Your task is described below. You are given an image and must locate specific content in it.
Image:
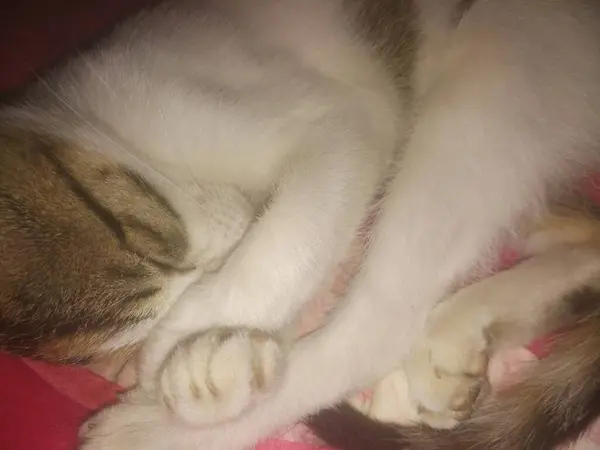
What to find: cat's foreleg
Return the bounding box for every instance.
[394,215,600,428]
[139,132,388,425]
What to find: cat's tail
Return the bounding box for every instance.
[307,306,600,450]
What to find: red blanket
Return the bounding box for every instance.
[0,354,120,450]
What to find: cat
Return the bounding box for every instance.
[1,0,402,364]
[1,0,401,426]
[309,212,600,449]
[1,0,599,449]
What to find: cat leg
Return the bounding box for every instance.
[403,216,600,428]
[137,138,387,425]
[79,276,421,450]
[81,5,600,447]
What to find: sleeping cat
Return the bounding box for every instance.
[309,212,600,449]
[1,0,600,449]
[2,0,400,430]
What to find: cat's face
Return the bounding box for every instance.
[0,125,191,363]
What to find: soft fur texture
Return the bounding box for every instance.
[309,213,600,449]
[1,0,600,449]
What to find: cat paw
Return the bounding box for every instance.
[79,391,170,450]
[403,305,489,429]
[158,328,284,426]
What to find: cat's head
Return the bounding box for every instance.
[0,124,191,363]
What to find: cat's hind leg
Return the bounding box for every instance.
[403,214,600,428]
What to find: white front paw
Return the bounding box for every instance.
[403,305,488,429]
[158,327,284,426]
[79,391,170,450]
